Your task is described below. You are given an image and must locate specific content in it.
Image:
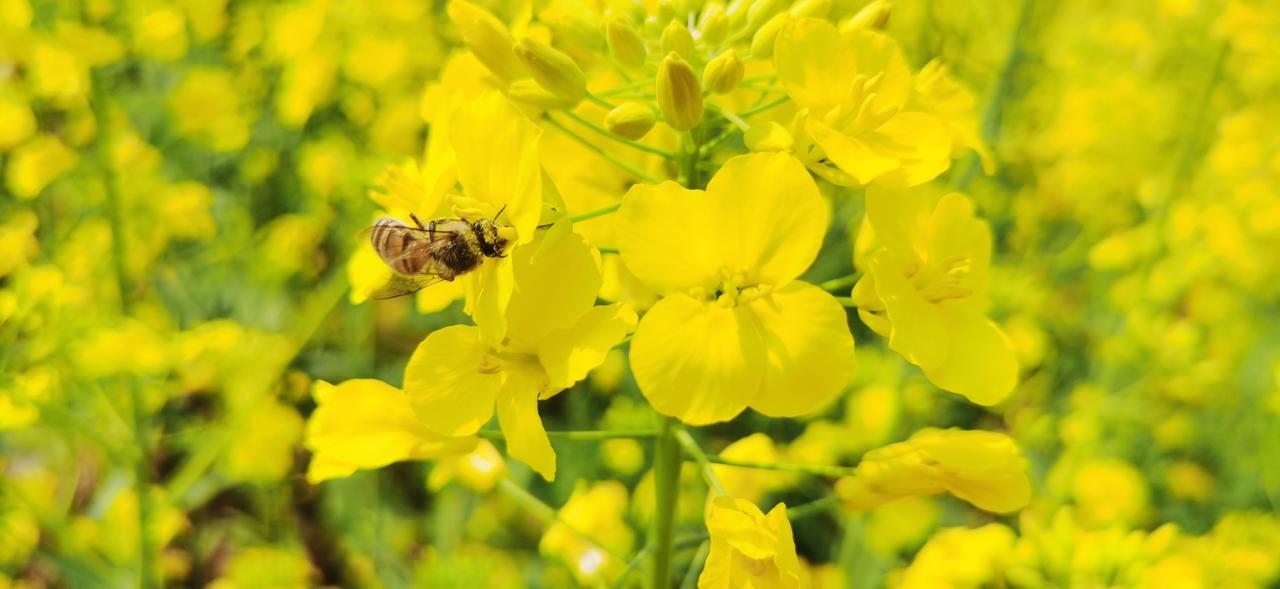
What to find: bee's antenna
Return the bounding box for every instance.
[409,213,426,230]
[492,205,507,221]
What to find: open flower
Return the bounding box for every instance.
[835,428,1032,513]
[852,188,1018,405]
[618,152,856,425]
[699,496,804,589]
[540,481,634,585]
[772,18,950,188]
[304,379,477,484]
[403,222,636,479]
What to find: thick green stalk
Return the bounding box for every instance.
[650,418,682,588]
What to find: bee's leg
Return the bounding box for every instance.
[410,213,426,230]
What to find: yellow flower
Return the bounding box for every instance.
[540,481,634,585]
[403,223,636,480]
[5,134,77,199]
[0,92,35,151]
[898,524,1016,588]
[427,439,508,493]
[1072,458,1149,528]
[699,496,804,589]
[911,59,994,174]
[773,18,950,187]
[619,152,855,425]
[303,379,477,484]
[168,67,252,152]
[835,428,1031,513]
[852,188,1018,405]
[712,434,797,503]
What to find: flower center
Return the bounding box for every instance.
[695,269,774,308]
[907,255,974,303]
[478,345,539,374]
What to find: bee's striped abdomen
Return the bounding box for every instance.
[371,217,429,275]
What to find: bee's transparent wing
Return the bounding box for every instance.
[370,274,448,300]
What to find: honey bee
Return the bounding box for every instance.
[368,212,514,298]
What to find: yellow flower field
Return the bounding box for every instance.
[2,0,1279,587]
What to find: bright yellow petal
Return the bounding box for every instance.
[496,369,557,480]
[747,282,855,417]
[764,505,804,586]
[925,192,992,299]
[774,18,854,114]
[346,243,392,305]
[617,181,721,294]
[466,255,515,346]
[807,117,896,185]
[506,221,601,346]
[450,91,542,243]
[304,379,476,484]
[864,185,930,263]
[868,252,949,371]
[706,497,777,560]
[403,325,501,435]
[630,294,764,425]
[706,153,827,287]
[845,29,913,110]
[923,308,1018,406]
[537,303,638,392]
[415,278,464,313]
[868,112,952,189]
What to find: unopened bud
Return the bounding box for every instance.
[448,0,525,83]
[746,0,787,31]
[750,12,789,59]
[604,102,657,140]
[507,79,574,109]
[605,16,647,70]
[656,52,703,131]
[514,37,586,104]
[661,20,695,59]
[698,5,729,46]
[789,0,830,18]
[703,49,743,94]
[842,0,891,32]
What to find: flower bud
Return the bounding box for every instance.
[746,0,787,31]
[604,102,657,140]
[698,5,729,46]
[507,79,573,109]
[514,37,586,104]
[703,49,743,94]
[447,0,525,83]
[661,20,695,59]
[750,12,789,59]
[842,0,891,32]
[656,52,703,131]
[605,16,647,70]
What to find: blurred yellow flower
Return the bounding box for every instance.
[853,188,1018,405]
[897,524,1015,588]
[540,481,634,585]
[1072,458,1149,528]
[207,546,315,589]
[0,93,35,151]
[773,18,950,187]
[620,152,855,425]
[836,428,1031,513]
[428,439,508,493]
[403,223,636,479]
[168,67,253,152]
[5,134,77,199]
[304,379,477,484]
[699,496,804,589]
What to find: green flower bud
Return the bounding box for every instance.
[447,0,525,83]
[661,20,695,59]
[604,102,657,140]
[703,49,744,94]
[698,5,729,46]
[842,0,891,32]
[656,52,703,131]
[605,16,647,70]
[514,37,586,105]
[750,12,789,60]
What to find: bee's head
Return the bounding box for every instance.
[473,219,514,257]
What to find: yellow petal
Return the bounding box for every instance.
[304,379,476,484]
[537,303,638,392]
[864,185,929,263]
[415,278,464,313]
[923,308,1018,406]
[763,504,804,586]
[869,112,952,188]
[868,252,949,371]
[925,192,992,297]
[496,369,557,480]
[807,117,897,185]
[774,18,855,114]
[630,294,765,425]
[466,256,515,346]
[706,497,777,560]
[747,281,856,417]
[450,91,542,243]
[706,153,828,287]
[506,221,601,346]
[617,180,721,294]
[845,29,913,109]
[346,243,392,305]
[403,325,501,435]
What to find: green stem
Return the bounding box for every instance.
[562,110,678,159]
[787,495,840,520]
[706,104,748,132]
[93,75,155,589]
[833,296,856,308]
[737,97,790,119]
[544,115,661,184]
[704,455,860,478]
[673,427,726,496]
[477,428,659,441]
[597,79,653,98]
[679,133,701,188]
[679,541,710,589]
[568,203,622,223]
[585,92,616,109]
[650,418,682,589]
[818,272,861,293]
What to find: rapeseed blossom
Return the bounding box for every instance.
[619,152,856,424]
[699,496,804,589]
